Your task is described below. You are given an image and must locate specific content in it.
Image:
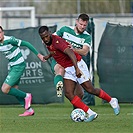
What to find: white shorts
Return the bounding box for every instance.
[64,59,91,84]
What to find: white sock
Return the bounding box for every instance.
[109,98,117,108]
[87,108,96,116]
[27,108,32,112]
[26,93,29,98]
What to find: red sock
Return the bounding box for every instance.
[98,89,111,102]
[71,95,89,112]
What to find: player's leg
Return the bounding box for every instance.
[64,66,98,122]
[1,82,33,116]
[1,83,27,102]
[73,83,84,109]
[11,85,34,117]
[1,63,34,116]
[13,85,25,107]
[64,79,97,122]
[74,83,84,99]
[81,81,120,115]
[78,59,120,115]
[82,55,95,106]
[51,59,64,97]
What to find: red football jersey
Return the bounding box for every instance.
[46,35,81,68]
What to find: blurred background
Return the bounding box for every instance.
[0,0,133,104]
[0,0,132,29]
[0,0,132,70]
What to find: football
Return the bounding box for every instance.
[70,108,85,122]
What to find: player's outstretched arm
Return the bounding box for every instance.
[37,53,46,62]
[20,40,45,62]
[43,54,52,60]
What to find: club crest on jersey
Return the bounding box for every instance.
[80,39,84,44]
[56,40,59,44]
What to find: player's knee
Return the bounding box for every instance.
[54,64,65,76]
[1,87,7,93]
[58,68,64,76]
[1,85,10,94]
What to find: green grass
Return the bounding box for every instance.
[0,72,133,133]
[0,99,133,133]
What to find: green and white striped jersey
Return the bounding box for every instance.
[0,35,24,66]
[55,26,93,81]
[55,26,92,49]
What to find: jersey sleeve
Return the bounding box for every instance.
[84,34,92,47]
[10,36,39,55]
[10,36,22,46]
[20,40,39,55]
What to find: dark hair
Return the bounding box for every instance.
[78,13,89,21]
[0,26,4,31]
[38,26,49,34]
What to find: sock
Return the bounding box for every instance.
[98,89,111,102]
[7,88,26,99]
[27,108,33,112]
[87,108,96,116]
[54,75,63,88]
[71,95,89,112]
[109,98,117,108]
[16,96,25,107]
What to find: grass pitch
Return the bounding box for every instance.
[0,73,133,133]
[0,99,133,133]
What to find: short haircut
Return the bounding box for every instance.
[78,13,89,21]
[0,26,4,31]
[38,26,49,34]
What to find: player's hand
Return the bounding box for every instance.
[43,55,50,60]
[37,53,47,62]
[75,67,82,78]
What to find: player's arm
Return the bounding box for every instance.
[73,34,91,56]
[10,37,39,56]
[64,48,81,78]
[10,36,44,61]
[20,40,45,62]
[73,45,89,56]
[20,41,38,55]
[43,52,53,60]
